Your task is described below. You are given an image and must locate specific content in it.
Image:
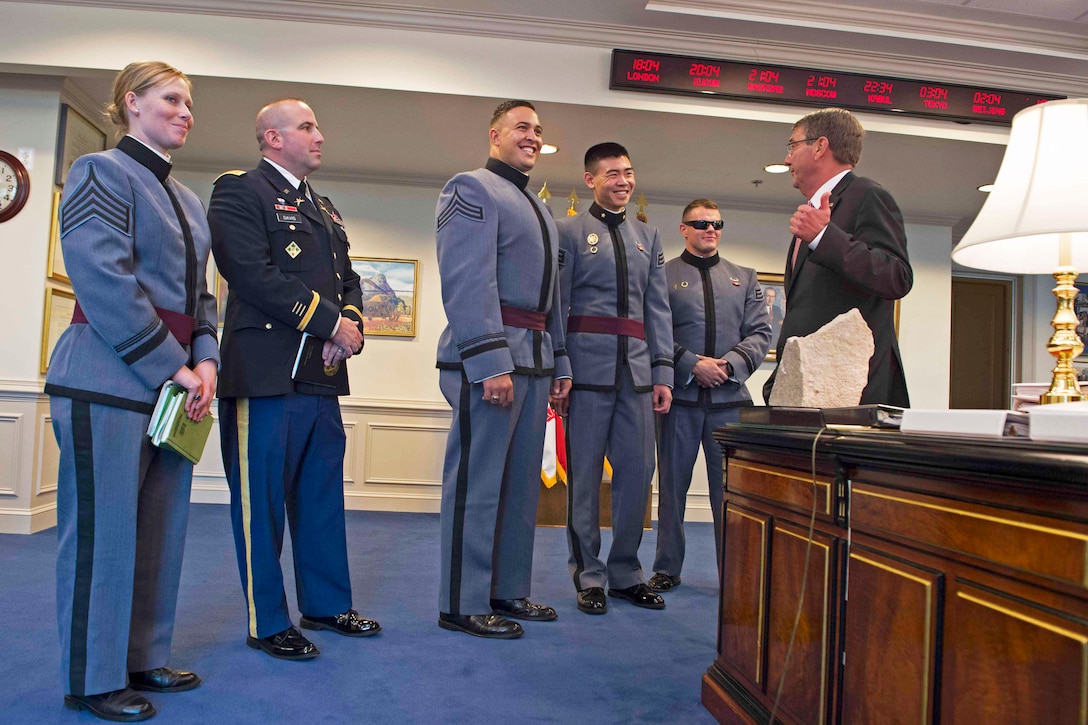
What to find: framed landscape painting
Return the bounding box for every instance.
[350,257,418,337]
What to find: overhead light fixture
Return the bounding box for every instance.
[541,144,559,155]
[764,164,789,174]
[977,183,994,193]
[953,98,1088,405]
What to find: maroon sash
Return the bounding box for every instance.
[567,315,645,340]
[72,302,196,346]
[500,305,547,331]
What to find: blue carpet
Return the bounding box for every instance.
[0,505,719,724]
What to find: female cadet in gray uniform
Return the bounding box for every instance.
[45,61,218,722]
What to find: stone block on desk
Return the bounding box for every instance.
[769,308,873,408]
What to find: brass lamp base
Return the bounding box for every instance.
[1040,265,1086,405]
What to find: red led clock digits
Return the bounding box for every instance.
[972,91,1005,117]
[919,85,949,109]
[690,63,721,88]
[747,68,783,94]
[806,74,837,99]
[627,57,661,82]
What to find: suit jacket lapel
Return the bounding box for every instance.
[786,170,856,293]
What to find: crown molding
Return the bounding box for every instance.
[23,0,1088,95]
[646,0,1088,61]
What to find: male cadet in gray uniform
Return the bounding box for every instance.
[648,200,770,593]
[209,99,380,661]
[557,142,674,614]
[435,100,572,639]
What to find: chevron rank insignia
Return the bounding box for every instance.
[657,251,665,266]
[285,242,302,258]
[436,187,485,231]
[60,163,133,237]
[558,248,567,267]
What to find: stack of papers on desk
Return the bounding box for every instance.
[1028,401,1088,443]
[146,381,213,464]
[900,409,1028,438]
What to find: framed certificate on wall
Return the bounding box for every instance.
[55,104,106,186]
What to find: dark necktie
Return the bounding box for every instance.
[298,179,310,204]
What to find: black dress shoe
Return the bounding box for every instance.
[246,626,319,660]
[576,587,607,615]
[608,583,666,609]
[64,688,155,722]
[647,572,682,593]
[300,609,382,637]
[490,598,558,621]
[128,667,201,693]
[438,612,523,639]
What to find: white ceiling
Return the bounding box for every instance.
[30,0,1088,232]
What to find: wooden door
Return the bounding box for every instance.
[950,277,1013,409]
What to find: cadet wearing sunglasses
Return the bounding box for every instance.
[648,199,770,594]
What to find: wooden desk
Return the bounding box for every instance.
[702,424,1088,725]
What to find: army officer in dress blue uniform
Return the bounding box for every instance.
[557,142,674,615]
[208,99,380,661]
[648,200,770,594]
[435,100,572,639]
[46,61,218,722]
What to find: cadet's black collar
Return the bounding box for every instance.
[485,158,529,191]
[681,249,720,268]
[117,135,171,184]
[589,202,625,228]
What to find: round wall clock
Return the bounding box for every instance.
[0,150,31,223]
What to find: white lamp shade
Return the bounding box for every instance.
[952,98,1088,274]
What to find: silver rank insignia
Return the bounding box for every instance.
[285,242,302,258]
[587,233,598,245]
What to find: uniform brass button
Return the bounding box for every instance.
[264,323,273,329]
[336,273,341,279]
[337,294,342,301]
[289,224,296,230]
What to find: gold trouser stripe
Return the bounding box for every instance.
[238,398,257,637]
[297,291,320,331]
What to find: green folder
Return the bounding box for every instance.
[147,381,213,464]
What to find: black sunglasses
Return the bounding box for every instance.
[683,219,724,230]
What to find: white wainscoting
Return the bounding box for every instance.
[1,386,716,533]
[190,397,451,513]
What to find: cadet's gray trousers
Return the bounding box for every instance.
[566,373,655,591]
[652,404,737,577]
[438,370,551,615]
[52,396,192,696]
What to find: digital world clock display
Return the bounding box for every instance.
[610,49,1064,124]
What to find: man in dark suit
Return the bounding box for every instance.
[763,108,912,406]
[434,100,571,639]
[209,99,380,661]
[765,286,784,348]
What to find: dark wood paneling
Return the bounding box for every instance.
[943,580,1088,724]
[719,504,770,688]
[841,545,942,725]
[765,521,837,725]
[850,482,1088,587]
[705,425,1088,725]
